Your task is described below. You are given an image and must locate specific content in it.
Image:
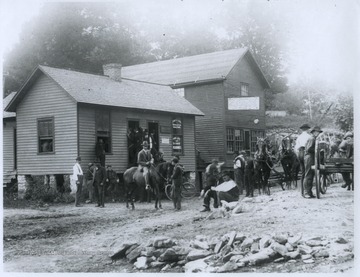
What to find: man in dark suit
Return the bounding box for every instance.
[95,138,106,167]
[93,160,107,207]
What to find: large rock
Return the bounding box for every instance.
[285,242,294,251]
[127,245,143,263]
[273,233,288,245]
[134,257,148,269]
[234,233,247,243]
[284,250,300,260]
[288,233,302,247]
[239,250,272,266]
[314,250,329,258]
[271,242,288,256]
[184,258,209,273]
[229,254,245,263]
[306,240,323,247]
[214,240,226,254]
[159,248,180,262]
[251,242,260,253]
[191,240,210,250]
[226,231,237,246]
[125,244,140,256]
[149,261,166,268]
[187,249,212,261]
[153,237,176,248]
[240,237,254,252]
[298,244,313,255]
[259,236,272,249]
[217,261,239,273]
[109,241,138,260]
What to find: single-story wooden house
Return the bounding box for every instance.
[5,64,203,197]
[122,48,270,170]
[3,92,17,185]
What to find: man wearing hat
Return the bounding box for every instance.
[294,123,312,196]
[211,171,240,203]
[137,141,154,188]
[303,126,323,198]
[95,138,106,167]
[169,157,183,210]
[93,160,107,207]
[339,131,354,190]
[85,162,95,203]
[233,150,246,195]
[72,156,84,207]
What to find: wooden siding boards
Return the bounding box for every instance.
[16,74,78,175]
[3,119,16,179]
[78,105,197,173]
[185,83,225,164]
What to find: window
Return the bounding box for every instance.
[226,127,244,153]
[240,83,249,96]
[251,130,265,153]
[172,118,183,155]
[38,117,54,153]
[96,110,111,153]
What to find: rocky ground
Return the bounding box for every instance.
[2,181,356,274]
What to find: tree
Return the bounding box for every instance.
[330,94,353,132]
[3,2,151,95]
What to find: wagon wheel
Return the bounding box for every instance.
[314,139,321,199]
[320,172,327,194]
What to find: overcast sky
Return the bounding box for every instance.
[0,0,359,92]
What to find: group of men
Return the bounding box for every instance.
[295,124,354,198]
[199,123,354,211]
[72,157,118,208]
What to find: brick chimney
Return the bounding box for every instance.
[103,63,122,82]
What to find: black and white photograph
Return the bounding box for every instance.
[1,0,358,274]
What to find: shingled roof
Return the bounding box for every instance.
[3,92,16,118]
[122,48,270,88]
[6,66,204,116]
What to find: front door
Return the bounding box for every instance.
[148,122,159,152]
[244,130,251,156]
[128,120,140,166]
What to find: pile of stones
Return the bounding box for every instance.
[109,231,351,272]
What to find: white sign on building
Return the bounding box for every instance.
[228,97,260,110]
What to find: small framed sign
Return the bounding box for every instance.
[160,126,171,134]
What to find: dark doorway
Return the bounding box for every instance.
[148,122,159,152]
[128,120,140,166]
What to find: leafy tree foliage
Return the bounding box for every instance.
[330,94,353,132]
[3,2,151,95]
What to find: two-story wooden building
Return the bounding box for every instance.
[122,48,270,170]
[5,64,203,197]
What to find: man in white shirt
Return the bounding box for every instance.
[294,124,311,196]
[72,156,84,207]
[212,172,240,203]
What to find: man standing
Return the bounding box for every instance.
[303,126,323,198]
[85,163,95,204]
[106,165,119,202]
[72,156,84,207]
[244,155,255,197]
[95,138,106,167]
[93,160,107,207]
[169,157,183,210]
[137,141,154,188]
[339,131,354,190]
[294,123,312,196]
[233,151,246,195]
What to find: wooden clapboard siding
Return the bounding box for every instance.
[3,119,16,181]
[78,106,197,173]
[224,53,266,130]
[16,74,78,175]
[184,82,225,164]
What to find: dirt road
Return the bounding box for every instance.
[3,182,355,273]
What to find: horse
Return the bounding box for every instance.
[279,135,300,189]
[123,161,171,210]
[253,137,273,195]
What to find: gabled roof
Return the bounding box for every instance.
[6,66,204,116]
[122,48,270,88]
[3,91,16,118]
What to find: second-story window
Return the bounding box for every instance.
[240,83,249,96]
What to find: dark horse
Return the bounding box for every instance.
[279,136,300,189]
[123,161,171,210]
[254,137,273,195]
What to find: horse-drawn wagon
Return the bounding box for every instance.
[313,138,354,199]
